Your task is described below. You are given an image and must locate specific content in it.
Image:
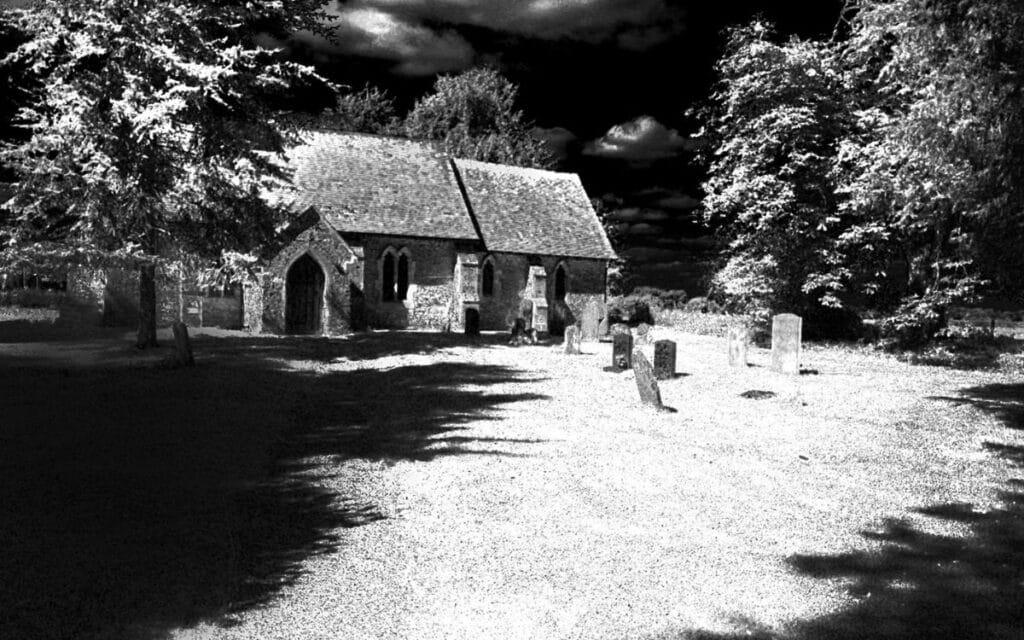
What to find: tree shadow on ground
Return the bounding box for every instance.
[928,383,1024,431]
[660,382,1024,640]
[0,337,547,640]
[193,330,524,364]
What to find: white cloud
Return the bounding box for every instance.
[584,115,692,162]
[354,0,680,46]
[292,3,475,76]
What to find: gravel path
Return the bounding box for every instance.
[164,330,1022,640]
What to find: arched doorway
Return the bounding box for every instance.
[286,254,324,334]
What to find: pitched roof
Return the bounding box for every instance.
[283,131,615,260]
[286,130,479,241]
[453,159,616,260]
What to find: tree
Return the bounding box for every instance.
[403,68,554,169]
[698,22,854,328]
[836,0,1024,339]
[294,84,401,135]
[698,4,1024,342]
[0,1,333,347]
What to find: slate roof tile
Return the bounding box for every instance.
[454,159,616,260]
[287,130,479,240]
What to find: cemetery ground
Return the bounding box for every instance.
[1,327,1022,640]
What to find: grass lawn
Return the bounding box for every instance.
[1,328,1021,640]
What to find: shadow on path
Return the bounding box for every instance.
[195,330,525,364]
[0,336,546,640]
[657,382,1024,640]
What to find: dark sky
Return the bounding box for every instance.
[271,1,846,287]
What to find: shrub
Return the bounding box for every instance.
[682,296,723,314]
[0,288,65,308]
[657,309,736,337]
[630,287,689,310]
[606,295,655,327]
[879,295,947,349]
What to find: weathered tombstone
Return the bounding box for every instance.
[581,299,602,342]
[597,316,611,342]
[632,349,664,409]
[172,321,194,367]
[509,317,528,345]
[770,313,802,374]
[612,332,633,370]
[727,326,749,367]
[634,322,653,345]
[653,340,676,380]
[563,325,582,354]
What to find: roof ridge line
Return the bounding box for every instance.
[453,157,578,178]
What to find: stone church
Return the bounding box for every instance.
[62,130,616,336]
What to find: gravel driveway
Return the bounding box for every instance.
[152,330,1023,640]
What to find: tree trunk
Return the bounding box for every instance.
[136,262,158,348]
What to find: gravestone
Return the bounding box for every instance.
[727,326,749,367]
[581,299,603,342]
[563,325,582,354]
[509,317,528,345]
[632,349,664,409]
[770,313,802,374]
[653,340,676,380]
[597,317,611,342]
[612,332,633,370]
[172,321,194,367]
[634,322,653,345]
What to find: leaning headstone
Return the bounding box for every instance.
[632,349,664,409]
[563,325,582,355]
[172,321,194,367]
[612,332,633,370]
[770,313,802,374]
[727,326,749,367]
[581,299,602,342]
[653,340,676,380]
[597,317,611,342]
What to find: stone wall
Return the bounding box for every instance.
[60,267,106,327]
[202,296,243,330]
[476,254,607,333]
[478,253,530,331]
[546,257,607,335]
[79,266,189,328]
[359,236,459,330]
